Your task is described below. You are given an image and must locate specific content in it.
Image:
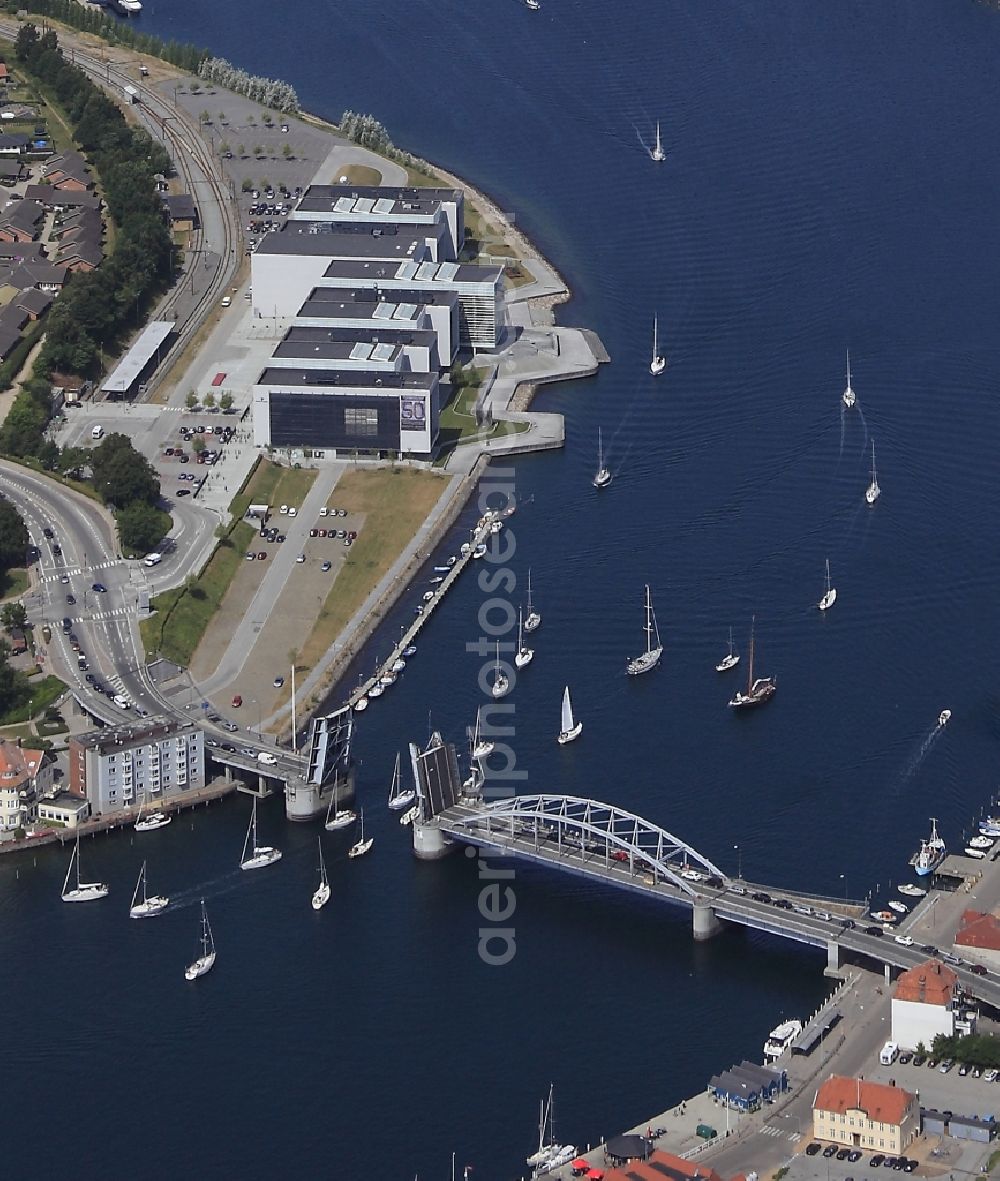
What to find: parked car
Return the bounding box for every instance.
[971,963,988,976]
[805,1145,822,1157]
[273,676,284,688]
[321,561,331,572]
[257,551,266,560]
[912,1055,926,1066]
[849,1151,863,1163]
[837,1148,851,1160]
[232,695,243,707]
[939,1059,954,1073]
[823,1146,838,1159]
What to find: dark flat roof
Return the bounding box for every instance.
[297,184,461,216]
[322,258,501,285]
[282,325,436,349]
[258,367,434,390]
[257,225,434,259]
[271,340,400,362]
[301,286,458,311]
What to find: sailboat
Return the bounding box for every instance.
[557,685,583,744]
[348,806,373,859]
[728,616,776,709]
[627,584,663,676]
[129,860,169,918]
[842,348,856,408]
[61,835,109,903]
[715,627,740,673]
[184,900,216,980]
[239,796,282,871]
[387,751,415,811]
[514,606,534,669]
[525,0,540,10]
[649,316,666,375]
[592,427,612,489]
[311,837,330,910]
[651,120,666,163]
[134,793,171,832]
[526,1084,576,1172]
[524,568,541,633]
[324,786,356,830]
[471,706,494,760]
[817,558,837,611]
[865,440,880,505]
[491,641,510,699]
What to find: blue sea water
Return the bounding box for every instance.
[6,2,1000,1177]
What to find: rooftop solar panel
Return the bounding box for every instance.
[394,302,418,320]
[396,260,419,280]
[416,261,437,281]
[353,198,375,214]
[349,342,373,360]
[373,198,395,215]
[437,261,459,281]
[372,343,395,362]
[373,302,396,319]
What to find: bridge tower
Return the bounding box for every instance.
[410,732,463,859]
[285,705,356,821]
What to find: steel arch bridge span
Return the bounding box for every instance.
[444,794,727,896]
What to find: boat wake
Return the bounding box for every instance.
[898,724,944,786]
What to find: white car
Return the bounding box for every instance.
[279,505,288,515]
[296,553,305,563]
[256,751,277,766]
[319,507,328,517]
[894,935,914,947]
[288,506,297,517]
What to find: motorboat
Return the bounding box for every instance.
[422,590,435,602]
[446,555,457,567]
[490,520,503,534]
[715,627,740,673]
[348,807,373,859]
[239,796,282,871]
[842,348,856,408]
[763,1018,803,1063]
[392,659,406,674]
[651,120,666,163]
[524,569,541,632]
[353,696,368,712]
[402,645,417,657]
[526,0,541,11]
[728,616,776,709]
[460,542,472,557]
[429,576,444,585]
[387,751,416,811]
[368,683,384,698]
[61,836,109,903]
[593,427,612,489]
[184,900,216,981]
[379,673,396,687]
[399,805,419,827]
[938,709,952,727]
[649,315,666,375]
[965,847,988,860]
[887,900,908,915]
[473,544,488,559]
[128,861,168,918]
[866,440,881,505]
[514,606,534,669]
[897,883,927,898]
[491,642,510,699]
[627,584,662,676]
[311,837,331,910]
[817,558,837,611]
[870,910,897,924]
[557,686,583,745]
[910,817,946,876]
[969,835,994,850]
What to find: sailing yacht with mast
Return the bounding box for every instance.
[129,860,169,918]
[311,837,331,910]
[514,606,534,668]
[716,627,740,673]
[817,559,837,611]
[61,835,108,903]
[471,706,494,760]
[134,793,171,832]
[184,900,216,980]
[524,569,541,633]
[387,751,416,811]
[526,1084,576,1173]
[649,316,666,375]
[239,796,282,871]
[593,427,612,489]
[324,787,356,830]
[728,617,776,709]
[866,440,880,505]
[842,349,856,408]
[348,806,373,859]
[651,121,665,162]
[557,686,583,744]
[627,584,663,676]
[491,641,510,699]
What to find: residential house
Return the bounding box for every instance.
[56,238,102,272]
[0,198,43,243]
[0,738,53,832]
[955,910,1000,970]
[43,149,92,191]
[812,1076,919,1154]
[891,958,963,1050]
[37,792,90,828]
[0,132,30,156]
[16,286,52,319]
[0,157,27,185]
[0,240,45,265]
[11,260,68,293]
[24,184,99,213]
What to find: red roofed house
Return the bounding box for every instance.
[0,738,53,834]
[603,1150,728,1181]
[813,1076,918,1154]
[955,910,1000,970]
[891,958,961,1049]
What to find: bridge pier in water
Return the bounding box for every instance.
[692,900,722,941]
[412,820,456,860]
[825,939,841,977]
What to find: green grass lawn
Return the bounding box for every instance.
[0,675,67,726]
[0,568,29,601]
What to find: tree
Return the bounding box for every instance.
[219,392,234,411]
[0,603,28,633]
[185,390,199,409]
[281,144,292,160]
[240,175,251,191]
[199,109,211,125]
[203,392,216,410]
[0,500,28,573]
[218,140,230,157]
[0,640,30,719]
[262,112,273,127]
[90,433,159,507]
[117,501,167,554]
[191,435,207,455]
[253,145,264,158]
[57,446,89,479]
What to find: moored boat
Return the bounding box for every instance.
[763,1018,803,1063]
[965,846,987,860]
[910,817,946,877]
[887,900,908,915]
[897,883,926,898]
[870,910,897,924]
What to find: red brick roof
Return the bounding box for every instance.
[956,910,1000,953]
[814,1076,914,1126]
[893,958,958,1005]
[604,1151,725,1181]
[0,739,44,788]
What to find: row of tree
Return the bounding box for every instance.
[929,1032,1000,1068]
[0,499,29,584]
[339,110,414,168]
[89,432,166,552]
[2,0,209,73]
[197,57,298,113]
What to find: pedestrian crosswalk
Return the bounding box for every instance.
[40,558,121,584]
[759,1125,800,1141]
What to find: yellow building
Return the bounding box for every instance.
[813,1076,918,1154]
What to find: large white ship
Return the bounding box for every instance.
[763,1018,802,1063]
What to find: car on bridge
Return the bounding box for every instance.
[864,925,884,936]
[257,752,277,766]
[971,963,988,976]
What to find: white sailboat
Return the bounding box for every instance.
[557,685,583,744]
[842,348,856,408]
[817,558,837,611]
[525,0,540,10]
[514,606,534,669]
[592,427,612,489]
[471,706,494,760]
[184,900,216,980]
[651,120,665,163]
[649,316,666,375]
[627,584,663,675]
[311,837,330,910]
[715,627,740,673]
[387,751,416,811]
[134,793,171,832]
[524,568,541,633]
[239,796,282,871]
[348,806,373,859]
[61,835,108,903]
[491,641,510,699]
[526,1084,576,1172]
[129,860,169,918]
[865,440,880,505]
[324,786,356,830]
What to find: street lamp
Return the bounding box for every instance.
[734,843,742,882]
[840,873,848,900]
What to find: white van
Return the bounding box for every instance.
[143,552,162,567]
[113,693,131,709]
[91,425,104,440]
[879,1040,899,1065]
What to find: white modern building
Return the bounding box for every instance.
[271,324,439,375]
[295,289,459,365]
[0,739,52,833]
[890,958,968,1050]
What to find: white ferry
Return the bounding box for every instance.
[763,1018,802,1063]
